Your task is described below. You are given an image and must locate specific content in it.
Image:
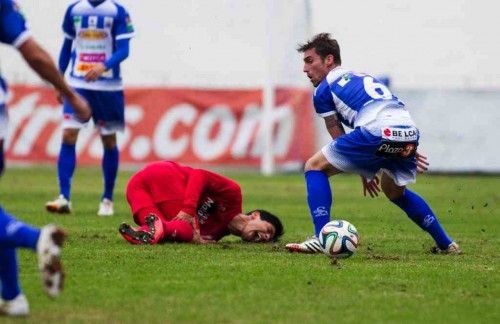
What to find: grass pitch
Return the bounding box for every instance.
[0,166,498,323]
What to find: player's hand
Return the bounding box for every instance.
[173,211,196,226]
[84,63,106,82]
[55,90,64,104]
[416,151,429,174]
[362,176,380,198]
[191,229,215,244]
[65,91,91,122]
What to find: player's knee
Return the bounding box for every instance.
[304,156,323,172]
[382,182,404,200]
[101,134,117,150]
[62,129,79,144]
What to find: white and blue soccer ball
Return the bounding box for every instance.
[318,220,359,258]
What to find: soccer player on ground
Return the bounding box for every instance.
[0,0,90,316]
[46,0,135,216]
[119,161,284,245]
[285,33,460,255]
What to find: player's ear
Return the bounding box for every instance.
[325,54,334,66]
[251,211,260,219]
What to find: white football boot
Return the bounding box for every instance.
[45,195,72,214]
[37,225,66,297]
[286,236,323,254]
[432,241,462,255]
[0,294,29,316]
[97,198,114,216]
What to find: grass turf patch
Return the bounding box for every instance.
[1,167,498,323]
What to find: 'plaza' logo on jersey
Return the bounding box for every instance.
[377,142,416,158]
[78,30,108,39]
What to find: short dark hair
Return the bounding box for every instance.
[297,33,342,65]
[248,209,284,241]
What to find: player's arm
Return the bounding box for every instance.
[17,38,91,121]
[172,169,209,243]
[58,38,72,74]
[324,114,345,139]
[85,38,130,81]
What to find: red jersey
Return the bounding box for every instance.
[126,161,242,241]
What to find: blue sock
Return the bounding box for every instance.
[0,207,40,249]
[391,189,452,249]
[58,143,76,200]
[102,146,119,201]
[305,170,332,237]
[0,247,21,300]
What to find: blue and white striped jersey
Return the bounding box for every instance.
[313,67,404,129]
[62,0,135,90]
[0,0,29,108]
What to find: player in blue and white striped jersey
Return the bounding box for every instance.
[0,0,91,316]
[46,0,135,217]
[286,33,460,255]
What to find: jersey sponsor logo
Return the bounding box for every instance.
[73,16,82,29]
[376,142,416,158]
[197,197,215,224]
[381,127,418,142]
[79,53,105,63]
[104,16,113,28]
[75,63,97,73]
[88,16,98,27]
[78,30,108,39]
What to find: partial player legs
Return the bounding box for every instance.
[99,134,119,216]
[381,173,459,252]
[286,151,342,253]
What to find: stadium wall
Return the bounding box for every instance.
[1,0,498,172]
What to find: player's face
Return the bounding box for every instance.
[241,212,276,243]
[302,48,331,87]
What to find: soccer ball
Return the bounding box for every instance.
[318,220,359,258]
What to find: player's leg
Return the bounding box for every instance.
[0,248,30,316]
[98,133,118,216]
[95,90,124,216]
[286,150,342,253]
[0,104,7,177]
[0,82,7,177]
[0,207,66,297]
[119,206,165,245]
[381,171,460,254]
[120,176,164,244]
[304,150,342,237]
[46,88,89,213]
[46,128,79,213]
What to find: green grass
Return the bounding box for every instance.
[1,167,499,323]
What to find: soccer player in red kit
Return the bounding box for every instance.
[119,161,284,244]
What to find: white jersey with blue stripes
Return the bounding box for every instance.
[62,0,135,91]
[313,67,405,129]
[0,0,30,109]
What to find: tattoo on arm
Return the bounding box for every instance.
[324,114,345,139]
